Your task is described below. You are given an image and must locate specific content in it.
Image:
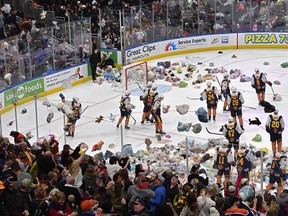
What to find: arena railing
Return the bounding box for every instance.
[0,18,92,91]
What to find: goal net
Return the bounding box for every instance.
[114,62,148,92]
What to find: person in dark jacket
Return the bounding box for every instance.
[276,189,288,216]
[132,197,151,216]
[89,49,101,82]
[187,164,209,186]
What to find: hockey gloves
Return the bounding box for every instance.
[268,81,272,86]
[59,93,65,99]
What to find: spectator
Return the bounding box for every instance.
[59,175,81,207]
[215,197,225,216]
[112,181,128,215]
[95,160,108,183]
[48,190,74,216]
[82,165,97,191]
[238,186,257,215]
[188,164,208,186]
[255,194,267,215]
[30,186,49,216]
[180,191,200,215]
[11,160,32,190]
[225,194,249,216]
[198,187,216,216]
[266,194,279,216]
[127,176,155,210]
[46,171,59,194]
[150,175,166,214]
[0,181,8,216]
[3,177,31,216]
[276,189,288,216]
[0,160,13,181]
[10,131,31,147]
[148,171,158,190]
[132,197,151,216]
[135,162,150,178]
[64,143,89,188]
[37,150,56,177]
[165,175,180,204]
[106,156,121,178]
[0,11,6,40]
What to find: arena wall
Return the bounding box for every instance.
[0,63,89,114]
[125,32,288,64]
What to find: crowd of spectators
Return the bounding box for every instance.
[1,130,288,215]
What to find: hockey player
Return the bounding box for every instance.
[236,143,256,181]
[251,68,272,104]
[265,152,287,196]
[151,94,165,135]
[214,139,234,188]
[67,97,82,137]
[265,109,285,153]
[200,80,221,121]
[227,86,245,130]
[140,81,155,124]
[222,117,244,153]
[59,94,82,137]
[220,72,230,111]
[116,90,132,129]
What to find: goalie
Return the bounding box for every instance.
[59,93,82,137]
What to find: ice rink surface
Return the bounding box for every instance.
[2,49,288,158]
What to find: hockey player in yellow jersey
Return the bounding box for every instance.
[140,84,158,124]
[200,81,221,121]
[117,90,132,129]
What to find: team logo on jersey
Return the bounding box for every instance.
[164,42,177,51]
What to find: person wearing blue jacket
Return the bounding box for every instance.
[150,175,166,214]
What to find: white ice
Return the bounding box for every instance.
[2,49,288,164]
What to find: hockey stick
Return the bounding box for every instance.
[130,114,136,125]
[136,82,144,93]
[242,105,256,110]
[218,98,256,110]
[215,76,221,88]
[270,85,277,100]
[206,127,223,136]
[80,105,89,116]
[186,96,200,100]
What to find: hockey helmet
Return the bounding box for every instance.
[155,94,164,100]
[152,84,157,91]
[147,81,153,88]
[223,73,229,79]
[274,152,281,159]
[125,90,130,96]
[228,117,234,128]
[73,97,79,102]
[228,117,234,123]
[231,86,237,93]
[240,142,247,149]
[273,109,279,120]
[206,80,212,87]
[254,68,260,79]
[222,139,229,147]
